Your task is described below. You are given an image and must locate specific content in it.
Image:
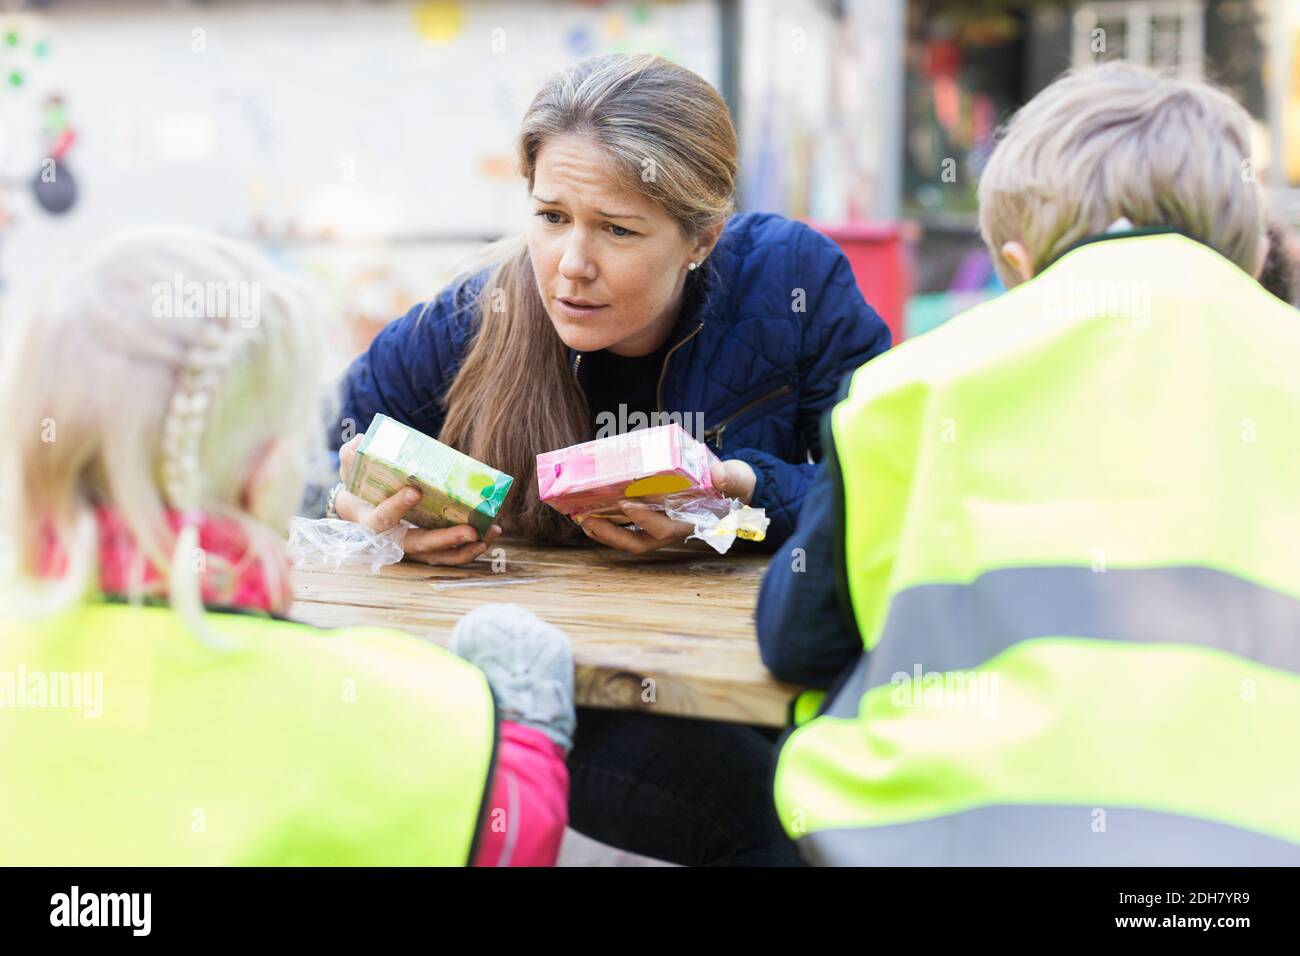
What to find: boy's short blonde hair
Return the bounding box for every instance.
[978,62,1263,286]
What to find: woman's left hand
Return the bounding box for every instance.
[577,458,757,555]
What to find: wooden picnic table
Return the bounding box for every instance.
[288,538,802,727]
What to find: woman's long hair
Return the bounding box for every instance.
[438,54,738,541]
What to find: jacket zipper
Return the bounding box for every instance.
[654,321,705,414]
[573,321,704,417]
[703,383,793,453]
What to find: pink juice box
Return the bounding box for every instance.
[536,424,721,522]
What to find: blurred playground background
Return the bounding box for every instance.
[0,0,1295,366]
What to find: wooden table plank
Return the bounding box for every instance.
[288,539,802,726]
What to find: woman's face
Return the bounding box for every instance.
[527,134,710,356]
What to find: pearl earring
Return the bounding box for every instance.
[688,261,698,271]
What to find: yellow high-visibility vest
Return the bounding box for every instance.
[774,232,1300,865]
[0,602,496,865]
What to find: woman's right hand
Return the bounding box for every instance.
[334,434,501,566]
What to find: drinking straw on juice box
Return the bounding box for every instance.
[347,414,513,538]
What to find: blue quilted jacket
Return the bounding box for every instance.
[334,212,891,547]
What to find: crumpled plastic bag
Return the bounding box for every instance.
[287,517,407,573]
[608,493,768,554]
[663,494,769,554]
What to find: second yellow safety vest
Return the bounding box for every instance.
[775,232,1300,865]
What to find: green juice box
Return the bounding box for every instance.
[347,414,513,538]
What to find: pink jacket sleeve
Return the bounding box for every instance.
[472,722,569,867]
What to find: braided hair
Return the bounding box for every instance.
[160,311,260,650]
[0,226,324,646]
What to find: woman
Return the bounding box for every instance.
[327,54,890,865]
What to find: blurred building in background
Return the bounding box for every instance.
[903,0,1290,336]
[0,0,909,363]
[0,0,1295,357]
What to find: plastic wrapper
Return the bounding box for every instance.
[287,516,407,573]
[661,493,770,554]
[537,425,768,553]
[348,414,512,539]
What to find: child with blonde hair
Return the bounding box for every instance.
[0,227,573,866]
[761,63,1300,865]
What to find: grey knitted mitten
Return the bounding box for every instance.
[450,603,576,755]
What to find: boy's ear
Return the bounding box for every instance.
[1000,241,1036,285]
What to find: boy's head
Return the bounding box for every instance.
[978,62,1264,287]
[1,227,324,615]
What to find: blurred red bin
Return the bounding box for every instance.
[807,221,912,348]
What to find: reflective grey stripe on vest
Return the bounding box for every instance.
[800,804,1300,867]
[826,564,1300,720]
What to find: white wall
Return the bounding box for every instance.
[0,0,721,334]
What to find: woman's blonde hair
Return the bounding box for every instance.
[978,62,1263,285]
[0,226,324,646]
[438,53,738,542]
